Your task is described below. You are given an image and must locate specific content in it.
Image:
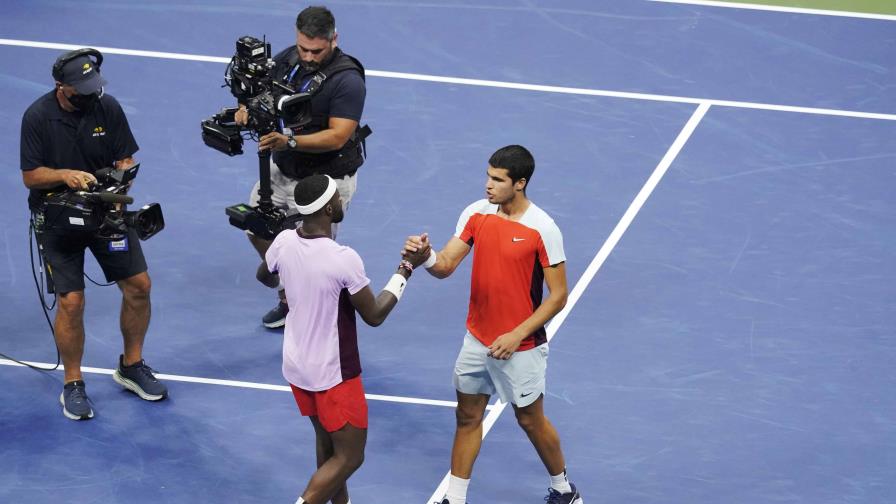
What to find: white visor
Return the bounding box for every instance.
[296,175,337,215]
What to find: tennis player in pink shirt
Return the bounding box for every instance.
[265,174,430,504]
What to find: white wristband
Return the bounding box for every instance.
[422,249,437,269]
[383,273,408,301]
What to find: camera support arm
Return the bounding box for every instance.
[256,148,275,214]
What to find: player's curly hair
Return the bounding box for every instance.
[293,174,331,210]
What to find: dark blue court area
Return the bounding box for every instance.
[1,1,894,503]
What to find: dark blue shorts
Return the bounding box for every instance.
[35,225,147,294]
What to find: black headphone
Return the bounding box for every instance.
[52,48,103,82]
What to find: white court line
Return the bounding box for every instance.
[0,358,489,410]
[649,0,896,22]
[425,102,713,503]
[2,38,895,122]
[0,38,230,63]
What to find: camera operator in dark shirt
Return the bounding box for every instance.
[235,5,368,328]
[20,49,167,421]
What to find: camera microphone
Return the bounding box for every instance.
[77,191,134,205]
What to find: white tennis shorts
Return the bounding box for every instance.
[453,332,549,407]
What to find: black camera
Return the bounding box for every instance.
[40,164,165,241]
[224,202,301,240]
[201,107,244,156]
[201,35,312,156]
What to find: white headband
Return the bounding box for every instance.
[296,175,337,215]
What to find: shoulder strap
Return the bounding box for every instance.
[273,46,299,67]
[304,50,364,92]
[319,52,365,82]
[273,47,301,84]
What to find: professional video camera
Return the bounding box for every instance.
[201,35,313,239]
[202,35,313,154]
[40,164,165,241]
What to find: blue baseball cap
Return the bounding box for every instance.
[57,55,107,95]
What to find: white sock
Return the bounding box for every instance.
[550,469,572,494]
[446,474,470,504]
[294,498,305,504]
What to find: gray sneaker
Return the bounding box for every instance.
[112,355,168,401]
[262,301,288,328]
[60,380,94,420]
[545,483,583,504]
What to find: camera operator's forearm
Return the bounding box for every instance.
[113,158,138,194]
[293,129,349,153]
[22,167,64,189]
[22,167,93,190]
[114,157,136,170]
[293,117,357,153]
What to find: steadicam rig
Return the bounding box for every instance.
[201,35,312,239]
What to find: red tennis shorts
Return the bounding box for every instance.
[290,375,368,432]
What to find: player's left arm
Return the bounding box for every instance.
[487,262,569,360]
[349,265,411,327]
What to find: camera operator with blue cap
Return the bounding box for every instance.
[234,5,370,329]
[20,48,168,420]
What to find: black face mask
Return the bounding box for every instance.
[67,88,102,111]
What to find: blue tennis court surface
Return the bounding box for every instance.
[1,1,894,503]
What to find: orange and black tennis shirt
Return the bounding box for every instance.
[455,199,566,351]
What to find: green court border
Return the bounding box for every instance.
[713,0,896,15]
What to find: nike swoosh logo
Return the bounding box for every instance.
[520,391,533,397]
[512,237,525,242]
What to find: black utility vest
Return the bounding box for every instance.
[273,47,371,179]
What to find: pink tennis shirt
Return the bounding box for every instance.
[266,230,370,391]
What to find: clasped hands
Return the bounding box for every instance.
[401,232,432,269]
